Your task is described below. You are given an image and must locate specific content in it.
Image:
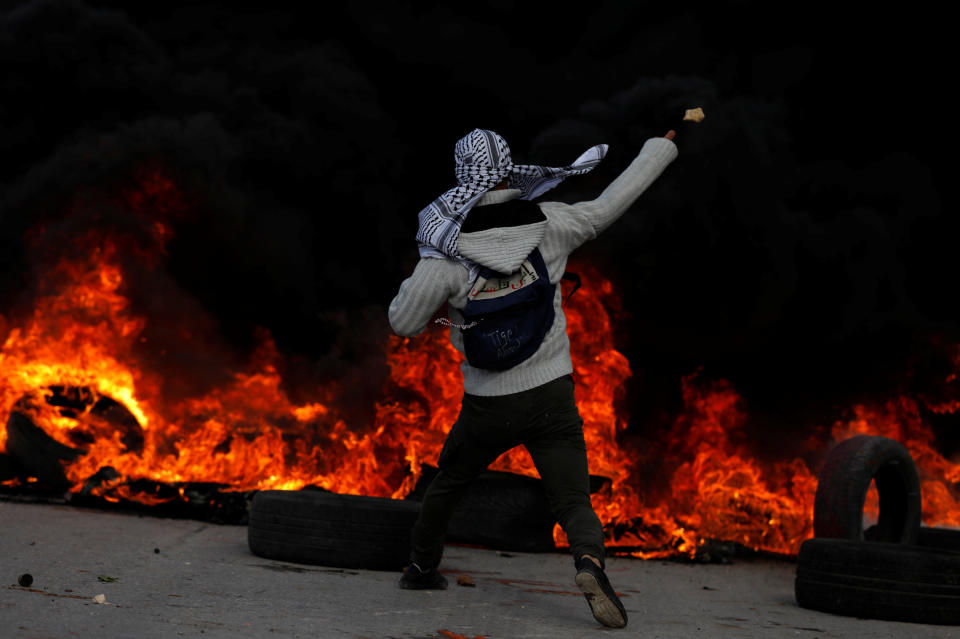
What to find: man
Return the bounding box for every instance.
[388,127,678,628]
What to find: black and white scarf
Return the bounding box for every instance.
[416,128,607,270]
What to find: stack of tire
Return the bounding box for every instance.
[796,435,960,625]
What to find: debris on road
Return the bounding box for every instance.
[18,573,33,587]
[456,574,476,587]
[97,575,118,582]
[92,594,108,604]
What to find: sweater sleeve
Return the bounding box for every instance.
[388,257,465,337]
[538,137,678,255]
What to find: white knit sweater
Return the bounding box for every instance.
[389,137,678,396]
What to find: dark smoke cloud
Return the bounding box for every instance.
[1,1,956,444]
[527,68,951,432]
[1,0,401,354]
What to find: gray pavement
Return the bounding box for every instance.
[0,501,955,638]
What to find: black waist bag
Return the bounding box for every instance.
[460,248,556,371]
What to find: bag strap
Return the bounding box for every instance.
[561,271,581,304]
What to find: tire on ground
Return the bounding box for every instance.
[795,537,960,625]
[405,465,558,552]
[813,435,921,544]
[248,490,421,570]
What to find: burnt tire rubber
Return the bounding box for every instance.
[795,538,960,625]
[248,490,421,571]
[5,411,83,489]
[813,435,921,544]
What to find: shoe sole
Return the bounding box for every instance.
[575,572,627,628]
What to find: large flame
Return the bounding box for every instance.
[0,169,410,501]
[1,167,958,555]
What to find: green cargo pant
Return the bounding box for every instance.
[410,374,606,570]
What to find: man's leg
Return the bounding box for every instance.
[524,375,626,628]
[408,393,516,573]
[523,376,605,567]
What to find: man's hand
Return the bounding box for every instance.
[664,130,676,141]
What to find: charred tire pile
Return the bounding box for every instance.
[248,490,420,570]
[796,435,960,625]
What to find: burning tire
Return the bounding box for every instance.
[5,411,83,489]
[4,388,145,490]
[795,537,960,625]
[247,490,420,570]
[813,435,921,544]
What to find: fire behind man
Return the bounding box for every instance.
[388,127,677,628]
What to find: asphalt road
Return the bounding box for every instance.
[1,501,956,638]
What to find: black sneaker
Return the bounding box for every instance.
[575,557,627,628]
[398,563,448,590]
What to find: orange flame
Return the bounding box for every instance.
[0,169,415,500]
[832,398,960,529]
[1,167,958,557]
[373,265,960,556]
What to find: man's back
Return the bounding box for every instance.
[388,136,678,396]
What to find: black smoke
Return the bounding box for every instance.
[1,1,956,450]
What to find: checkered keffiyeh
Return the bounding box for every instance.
[416,129,608,265]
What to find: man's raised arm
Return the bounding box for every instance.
[539,133,678,254]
